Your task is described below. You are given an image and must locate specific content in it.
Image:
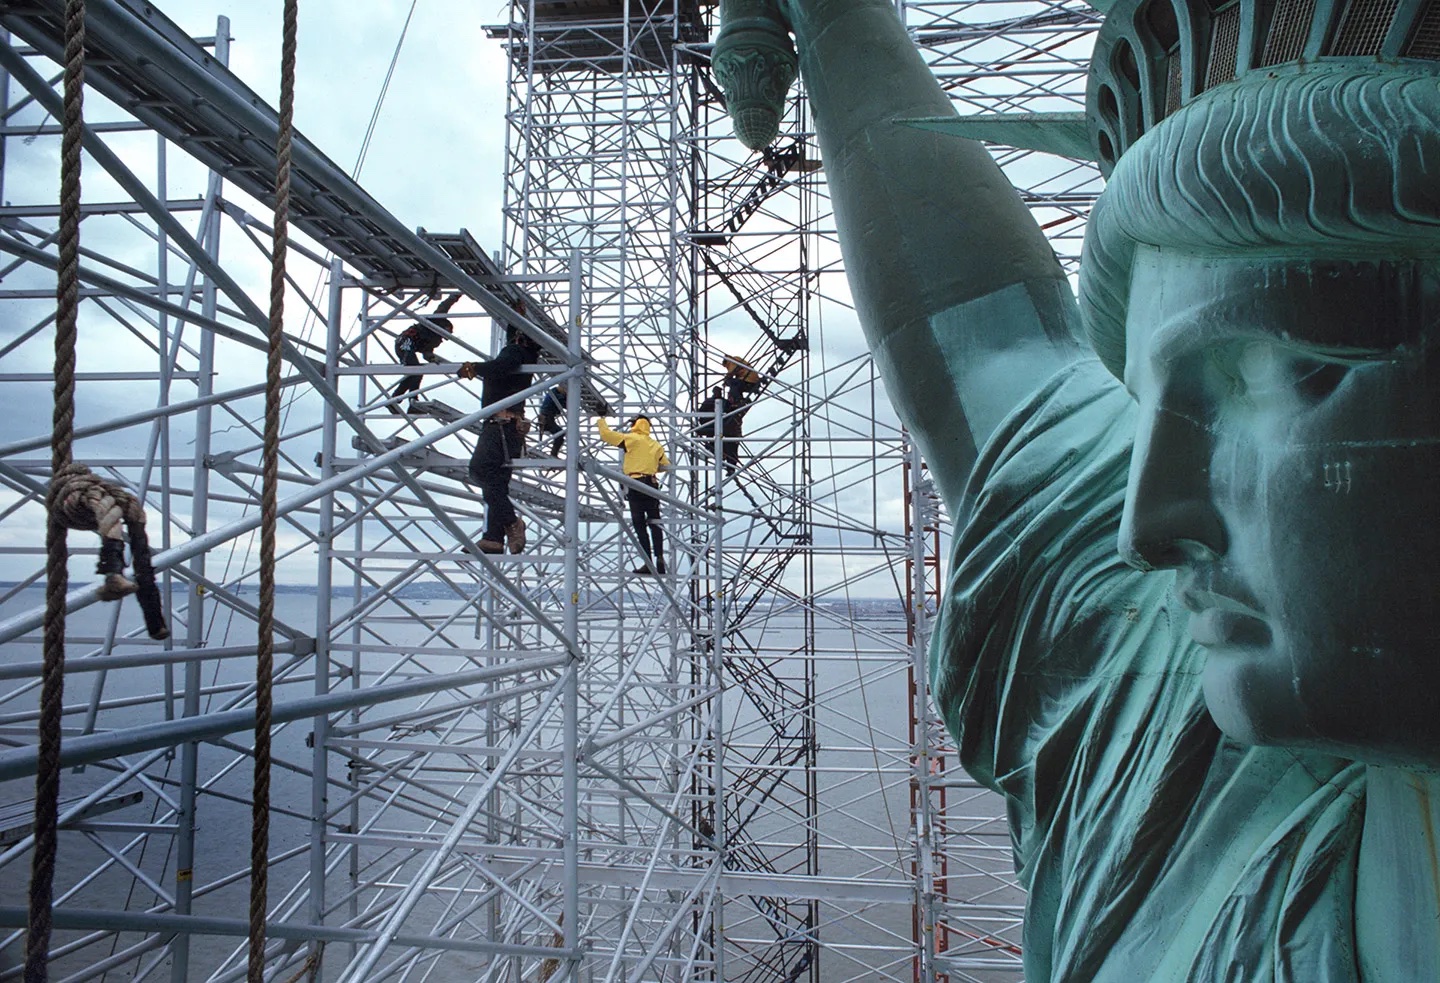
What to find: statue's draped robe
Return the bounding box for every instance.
[933,360,1367,982]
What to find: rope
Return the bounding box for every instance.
[250,1,298,978]
[28,2,85,978]
[276,941,324,983]
[352,0,418,178]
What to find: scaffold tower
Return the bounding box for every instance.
[0,0,1101,981]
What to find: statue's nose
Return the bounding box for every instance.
[1118,401,1226,571]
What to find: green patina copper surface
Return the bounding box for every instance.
[902,112,1095,161]
[715,0,1440,978]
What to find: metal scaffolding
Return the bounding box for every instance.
[0,0,1099,980]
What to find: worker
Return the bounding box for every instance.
[388,291,461,414]
[457,325,542,554]
[536,382,569,458]
[597,415,670,575]
[694,385,746,470]
[720,354,763,404]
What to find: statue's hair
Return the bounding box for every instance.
[1079,66,1440,378]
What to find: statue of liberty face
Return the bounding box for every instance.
[1118,248,1440,768]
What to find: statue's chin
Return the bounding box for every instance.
[1199,651,1312,753]
[1201,661,1266,747]
[1202,653,1440,771]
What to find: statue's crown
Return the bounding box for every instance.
[1088,0,1440,174]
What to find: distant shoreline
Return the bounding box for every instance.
[1,582,907,613]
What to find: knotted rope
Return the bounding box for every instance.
[28,2,85,978]
[50,463,169,640]
[250,0,299,978]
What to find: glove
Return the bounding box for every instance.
[457,362,478,381]
[425,353,442,364]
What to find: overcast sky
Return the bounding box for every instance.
[0,2,534,577]
[0,0,909,593]
[173,0,514,242]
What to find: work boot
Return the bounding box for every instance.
[95,539,137,599]
[98,572,139,600]
[506,517,527,554]
[474,539,504,555]
[632,563,656,576]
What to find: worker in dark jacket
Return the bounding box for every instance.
[695,355,762,469]
[458,326,541,554]
[389,292,461,413]
[694,385,747,470]
[598,415,670,575]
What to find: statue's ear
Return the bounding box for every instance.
[900,113,1098,163]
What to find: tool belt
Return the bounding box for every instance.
[488,408,532,436]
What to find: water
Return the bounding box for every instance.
[0,587,1021,982]
[0,589,329,980]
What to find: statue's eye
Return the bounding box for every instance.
[1232,343,1348,406]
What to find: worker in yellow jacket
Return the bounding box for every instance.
[597,415,670,575]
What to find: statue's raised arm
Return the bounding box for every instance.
[714,0,1084,509]
[718,0,1440,979]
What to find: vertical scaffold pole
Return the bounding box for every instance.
[907,435,943,982]
[0,28,8,208]
[170,22,227,979]
[563,247,583,979]
[712,394,727,982]
[307,256,345,975]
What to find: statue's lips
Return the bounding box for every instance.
[1180,587,1271,648]
[1187,608,1272,648]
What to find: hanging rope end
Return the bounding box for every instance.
[94,536,167,639]
[52,465,170,639]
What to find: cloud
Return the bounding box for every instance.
[0,2,918,598]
